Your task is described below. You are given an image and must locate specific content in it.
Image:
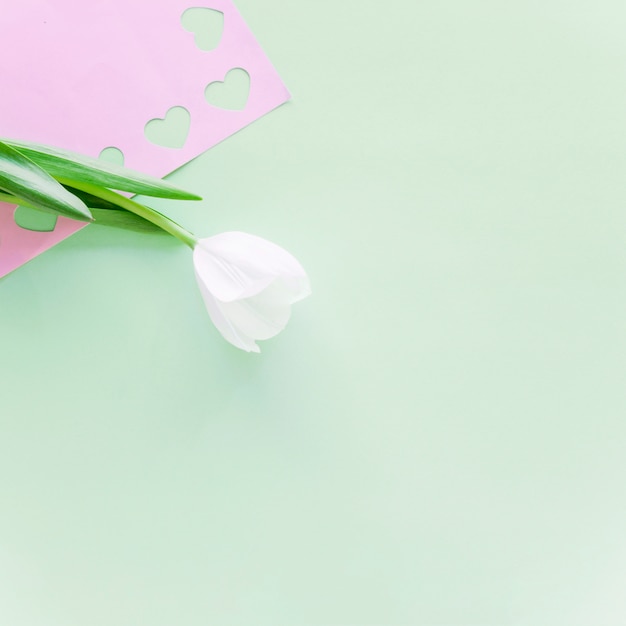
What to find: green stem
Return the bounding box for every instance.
[55,177,198,248]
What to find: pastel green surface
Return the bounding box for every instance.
[2,1,626,624]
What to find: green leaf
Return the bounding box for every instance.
[0,140,93,222]
[2,138,202,201]
[61,184,164,232]
[60,185,124,211]
[90,208,166,233]
[0,187,161,233]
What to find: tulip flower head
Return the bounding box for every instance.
[193,232,311,352]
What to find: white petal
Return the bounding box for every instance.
[194,232,309,302]
[194,270,260,352]
[218,278,296,341]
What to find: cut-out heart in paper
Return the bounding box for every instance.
[99,146,125,166]
[14,207,58,232]
[0,206,80,272]
[181,7,224,51]
[144,106,191,149]
[205,68,250,110]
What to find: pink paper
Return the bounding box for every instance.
[0,0,290,277]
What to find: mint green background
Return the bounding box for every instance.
[2,1,626,624]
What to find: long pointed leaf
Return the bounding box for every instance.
[2,138,202,201]
[0,140,92,221]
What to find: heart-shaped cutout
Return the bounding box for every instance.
[144,106,190,149]
[99,146,125,166]
[14,206,58,232]
[205,68,250,111]
[181,7,224,52]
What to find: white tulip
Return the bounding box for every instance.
[192,231,311,352]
